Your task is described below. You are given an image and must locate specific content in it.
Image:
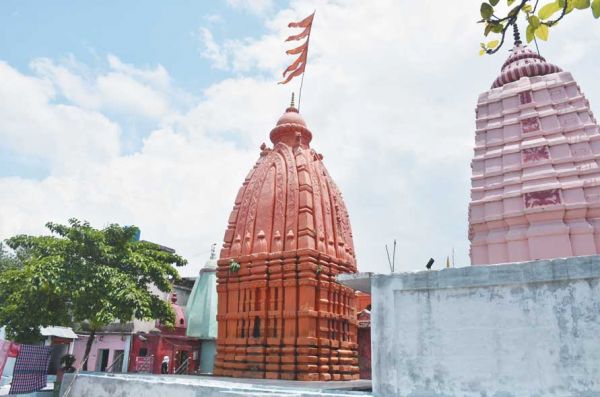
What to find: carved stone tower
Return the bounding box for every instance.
[469,39,600,265]
[213,101,360,380]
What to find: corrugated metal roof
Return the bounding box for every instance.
[40,326,78,339]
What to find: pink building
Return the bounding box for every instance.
[73,333,130,372]
[469,34,600,265]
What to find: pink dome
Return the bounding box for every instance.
[172,304,186,328]
[491,45,562,88]
[269,106,313,147]
[276,106,307,127]
[157,293,186,329]
[170,293,186,328]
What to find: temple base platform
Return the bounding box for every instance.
[59,372,372,397]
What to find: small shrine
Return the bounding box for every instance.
[185,251,218,374]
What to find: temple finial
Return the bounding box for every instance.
[290,92,295,108]
[513,23,522,46]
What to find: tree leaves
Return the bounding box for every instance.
[0,242,21,272]
[481,2,494,19]
[526,24,536,42]
[487,40,500,49]
[479,0,600,54]
[526,22,549,42]
[574,0,591,9]
[0,219,187,343]
[593,0,600,17]
[536,23,550,40]
[529,15,541,28]
[508,5,521,16]
[539,1,562,18]
[492,23,504,32]
[484,21,504,36]
[561,0,576,13]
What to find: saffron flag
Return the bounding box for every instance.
[288,13,314,28]
[279,12,315,85]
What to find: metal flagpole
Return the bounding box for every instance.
[297,10,315,111]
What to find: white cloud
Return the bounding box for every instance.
[96,72,170,119]
[2,0,600,278]
[203,13,224,24]
[225,0,275,14]
[198,28,230,70]
[106,55,171,91]
[0,130,256,277]
[31,55,176,120]
[30,57,100,109]
[0,61,120,173]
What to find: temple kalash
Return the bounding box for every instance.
[212,96,360,381]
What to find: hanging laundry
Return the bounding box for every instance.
[9,344,52,395]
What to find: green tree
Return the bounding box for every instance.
[478,0,600,55]
[0,242,24,271]
[0,219,187,370]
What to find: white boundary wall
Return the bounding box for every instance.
[371,256,600,397]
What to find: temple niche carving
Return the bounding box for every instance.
[213,100,360,381]
[469,36,600,265]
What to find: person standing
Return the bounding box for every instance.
[160,356,169,374]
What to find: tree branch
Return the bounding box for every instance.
[486,15,518,54]
[485,0,529,54]
[544,0,569,26]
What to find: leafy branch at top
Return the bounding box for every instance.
[478,0,600,55]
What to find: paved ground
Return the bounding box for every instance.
[1,373,371,396]
[0,383,54,396]
[173,375,372,392]
[59,372,373,396]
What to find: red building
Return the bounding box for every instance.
[214,101,360,381]
[356,305,371,380]
[128,294,201,374]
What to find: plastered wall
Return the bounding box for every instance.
[371,256,600,397]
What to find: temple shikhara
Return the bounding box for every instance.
[469,33,600,265]
[213,99,360,380]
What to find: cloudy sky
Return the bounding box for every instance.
[1,0,599,276]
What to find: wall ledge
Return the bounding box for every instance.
[372,255,600,291]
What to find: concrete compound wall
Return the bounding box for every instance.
[371,255,600,397]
